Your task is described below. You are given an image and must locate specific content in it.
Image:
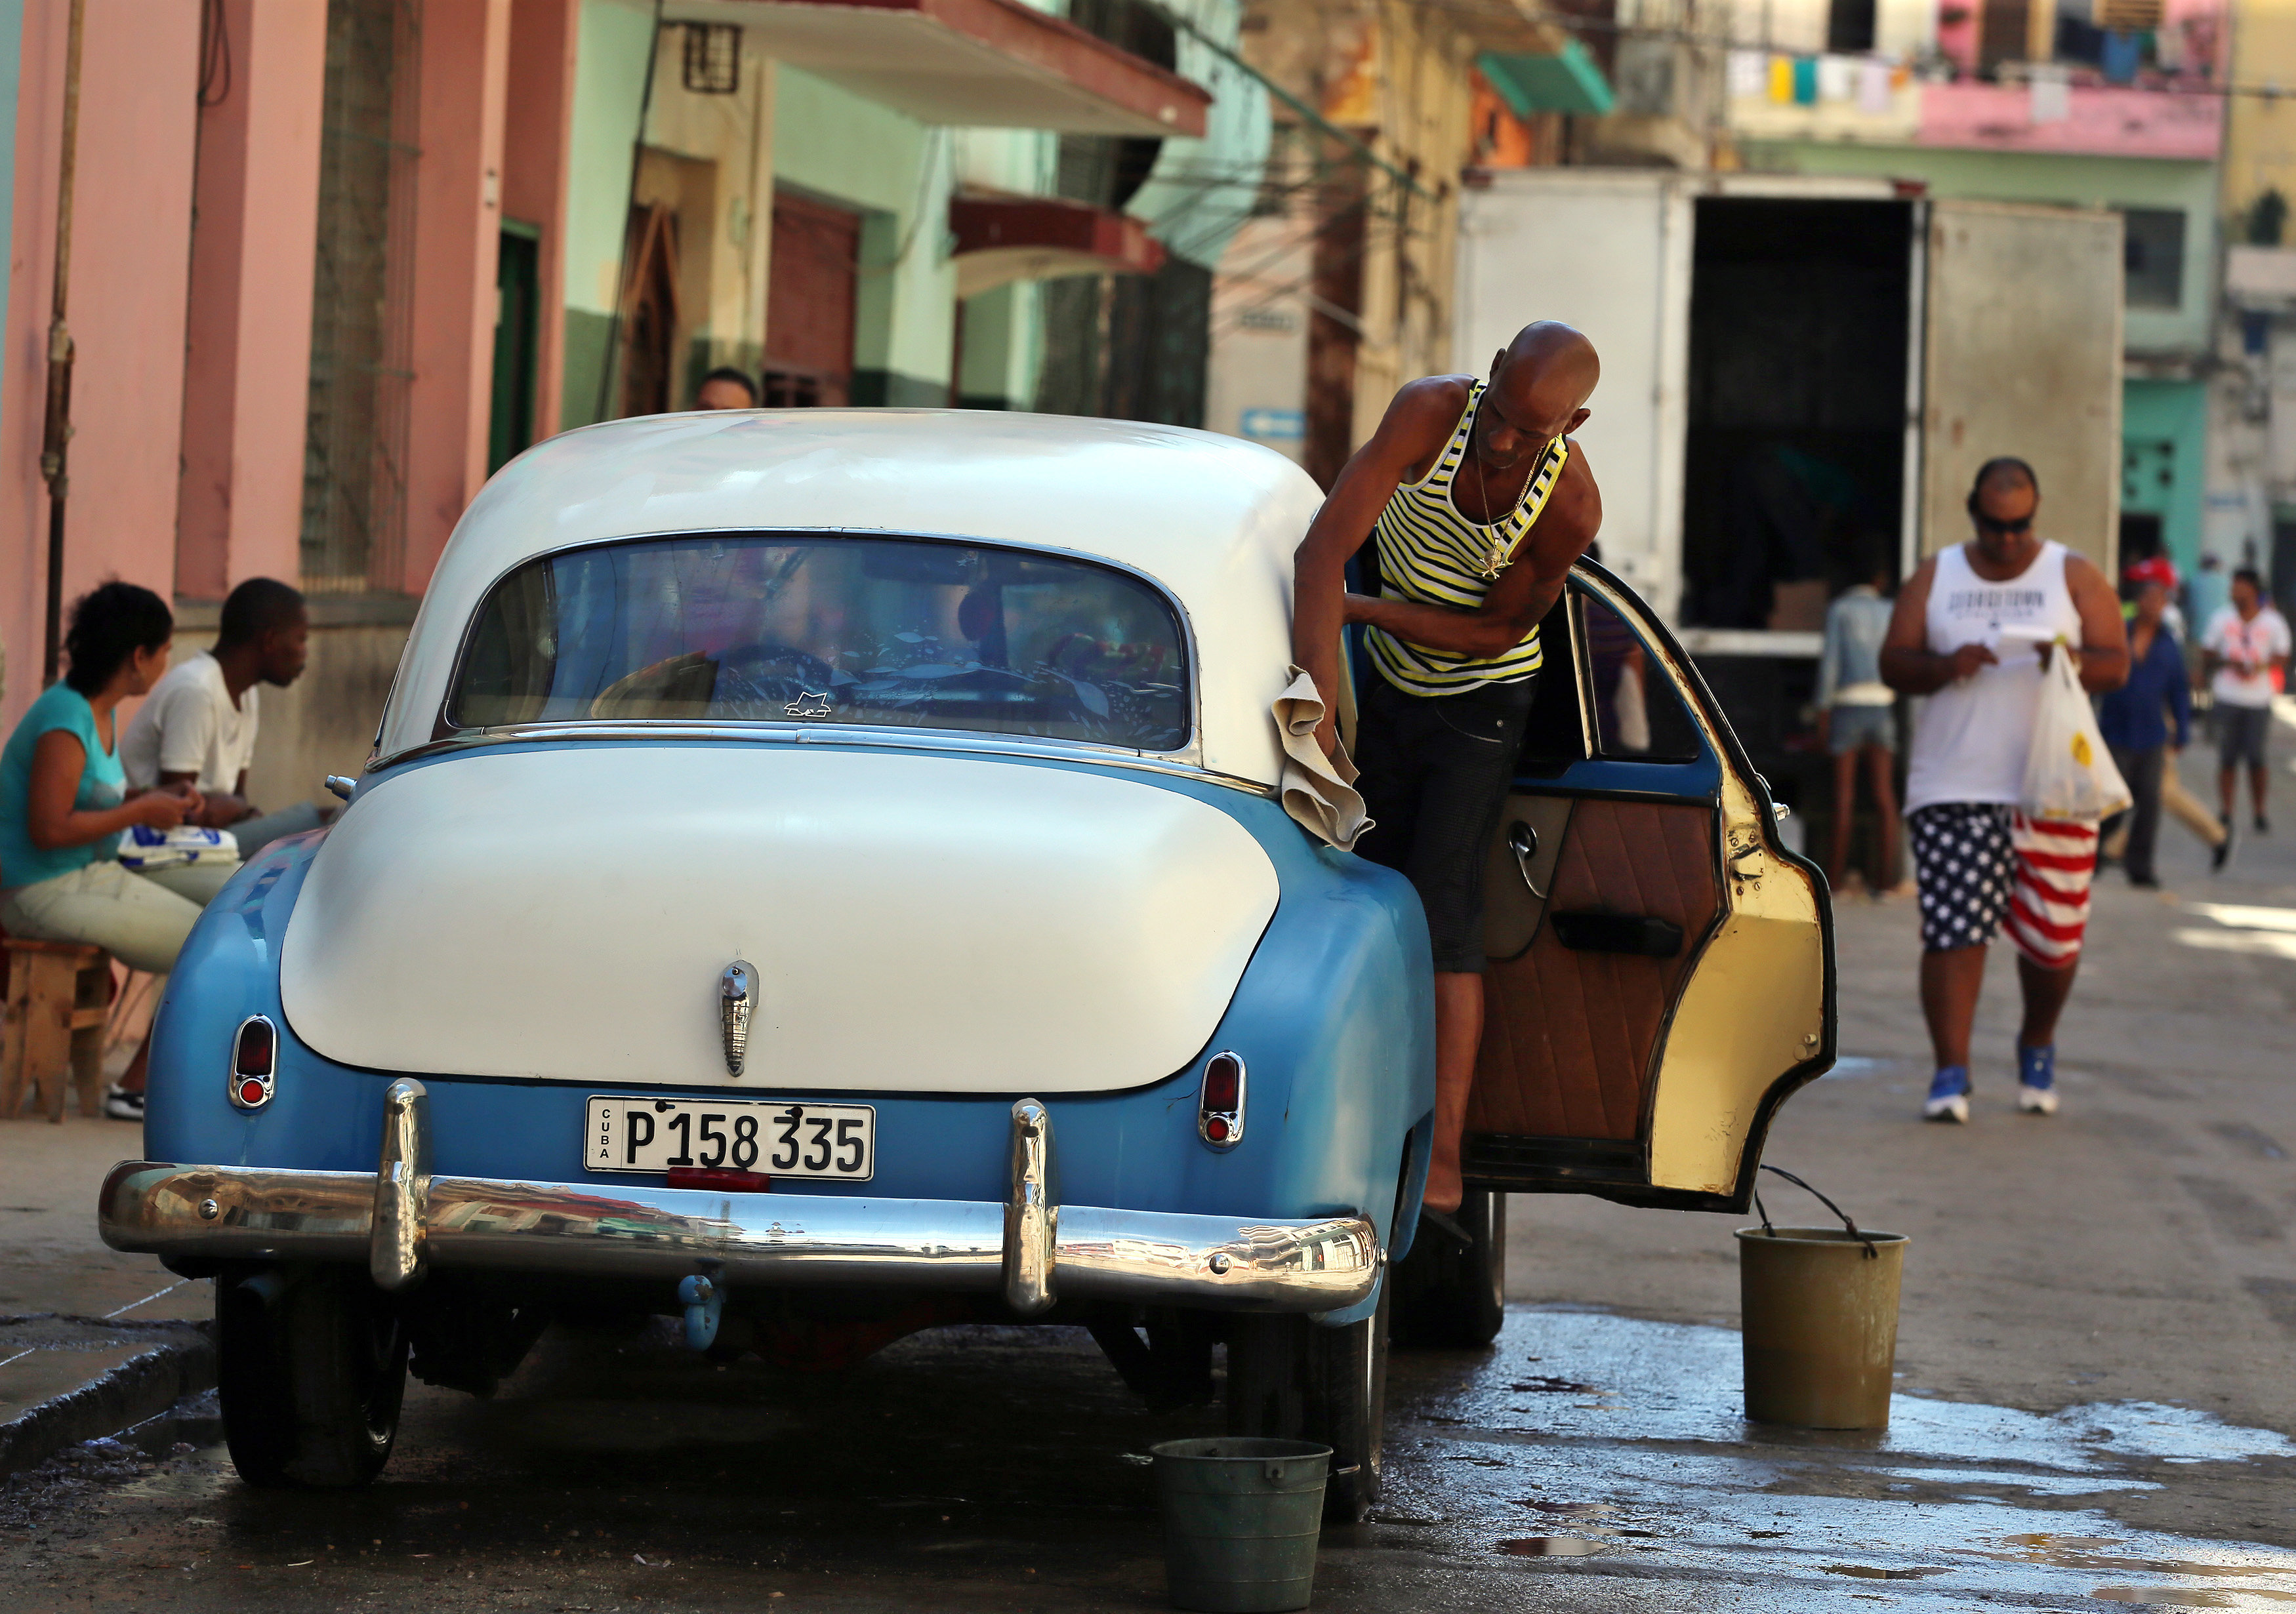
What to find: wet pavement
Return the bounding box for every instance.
[1,1303,2293,1611]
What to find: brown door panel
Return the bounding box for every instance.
[1466,799,1723,1153]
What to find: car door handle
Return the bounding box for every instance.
[1550,910,1684,958]
[1507,820,1547,898]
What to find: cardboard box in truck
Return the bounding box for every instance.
[1453,170,2123,788]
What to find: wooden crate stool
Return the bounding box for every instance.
[1,939,112,1121]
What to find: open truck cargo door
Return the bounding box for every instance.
[1454,171,1692,618]
[1463,562,1835,1212]
[1919,200,2125,572]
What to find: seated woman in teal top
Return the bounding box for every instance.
[0,583,238,1120]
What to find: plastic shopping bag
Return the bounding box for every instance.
[2020,645,2131,821]
[117,823,240,872]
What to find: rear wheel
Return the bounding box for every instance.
[1391,1190,1506,1348]
[1225,1280,1389,1523]
[218,1267,408,1488]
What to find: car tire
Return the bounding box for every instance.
[1225,1280,1389,1523]
[1390,1189,1506,1348]
[218,1267,409,1489]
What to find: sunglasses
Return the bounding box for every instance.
[1975,513,2034,536]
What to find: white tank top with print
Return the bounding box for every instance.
[1904,540,2080,814]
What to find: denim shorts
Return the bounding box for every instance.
[1828,703,1896,756]
[2217,703,2272,771]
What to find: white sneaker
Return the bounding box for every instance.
[1923,1067,1971,1123]
[102,1086,144,1121]
[2017,1084,2059,1116]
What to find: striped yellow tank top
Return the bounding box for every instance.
[1364,380,1568,697]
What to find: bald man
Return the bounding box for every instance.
[1293,322,1603,1217]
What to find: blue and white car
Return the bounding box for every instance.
[100,411,1833,1516]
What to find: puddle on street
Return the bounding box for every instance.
[1824,1564,1950,1579]
[1496,1536,1606,1556]
[1379,1308,2296,1610]
[2090,1592,2296,1607]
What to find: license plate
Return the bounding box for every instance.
[586,1097,875,1181]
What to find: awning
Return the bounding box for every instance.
[665,0,1210,137]
[949,195,1166,298]
[1477,39,1616,117]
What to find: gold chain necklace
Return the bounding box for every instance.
[1466,406,1521,580]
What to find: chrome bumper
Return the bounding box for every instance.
[99,1081,1380,1315]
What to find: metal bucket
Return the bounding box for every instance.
[1151,1437,1331,1613]
[1735,1168,1908,1430]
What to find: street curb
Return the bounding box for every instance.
[0,1320,216,1479]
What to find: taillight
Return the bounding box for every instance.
[1197,1052,1245,1148]
[229,1016,276,1111]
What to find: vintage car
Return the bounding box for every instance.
[99,411,1832,1517]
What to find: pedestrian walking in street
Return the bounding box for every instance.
[121,578,325,860]
[2097,572,2190,889]
[1816,554,1902,895]
[2200,567,2291,858]
[1879,459,2129,1123]
[0,584,236,1120]
[1292,321,1602,1213]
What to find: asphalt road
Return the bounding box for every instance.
[3,752,2293,1611]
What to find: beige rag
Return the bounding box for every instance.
[1275,666,1373,850]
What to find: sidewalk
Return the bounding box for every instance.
[0,1114,211,1474]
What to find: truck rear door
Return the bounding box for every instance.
[1455,171,1691,618]
[1919,200,2125,570]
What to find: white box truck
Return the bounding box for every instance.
[1454,170,2125,785]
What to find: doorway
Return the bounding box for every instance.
[489,224,541,473]
[1681,199,1914,632]
[619,203,680,418]
[764,191,860,407]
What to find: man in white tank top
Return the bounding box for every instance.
[1880,459,2129,1123]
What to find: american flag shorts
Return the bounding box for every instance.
[1909,803,2099,967]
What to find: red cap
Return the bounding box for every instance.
[2125,555,2178,590]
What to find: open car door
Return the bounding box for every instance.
[1464,559,1836,1212]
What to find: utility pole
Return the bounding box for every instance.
[40,0,87,686]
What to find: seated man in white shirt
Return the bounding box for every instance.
[122,578,326,858]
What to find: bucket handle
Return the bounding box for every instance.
[1754,1165,1879,1260]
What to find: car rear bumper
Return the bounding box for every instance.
[100,1081,1380,1315]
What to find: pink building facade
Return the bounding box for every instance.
[0,0,584,798]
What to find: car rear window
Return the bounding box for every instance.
[449,533,1191,751]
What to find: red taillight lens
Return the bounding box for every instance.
[234,1018,275,1077]
[1203,1059,1240,1112]
[237,1078,267,1107]
[1198,1053,1245,1148]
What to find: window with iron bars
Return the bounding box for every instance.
[682,24,741,94]
[300,0,420,595]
